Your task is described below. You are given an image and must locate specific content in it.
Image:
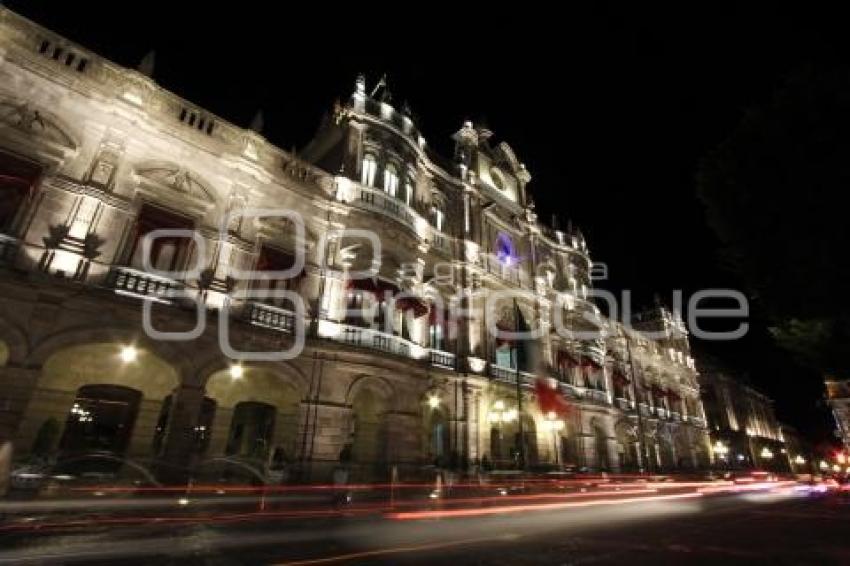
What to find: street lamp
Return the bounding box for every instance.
[120,345,138,363]
[544,411,565,467]
[794,455,806,466]
[488,400,517,466]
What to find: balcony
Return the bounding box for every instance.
[320,320,425,360]
[0,233,19,264]
[482,254,530,288]
[348,183,419,233]
[108,266,185,303]
[489,364,535,386]
[429,349,456,369]
[431,231,451,255]
[584,389,610,406]
[246,302,296,334]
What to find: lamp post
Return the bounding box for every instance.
[488,400,518,468]
[713,440,729,471]
[544,411,565,468]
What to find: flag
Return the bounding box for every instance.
[535,377,572,417]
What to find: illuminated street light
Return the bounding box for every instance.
[712,440,729,458]
[120,345,138,363]
[833,464,841,473]
[760,447,774,460]
[427,395,440,409]
[488,400,516,424]
[794,455,806,465]
[836,452,847,465]
[819,460,829,471]
[229,364,244,379]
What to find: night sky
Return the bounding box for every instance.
[7,3,845,443]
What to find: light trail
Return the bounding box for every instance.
[386,491,706,520]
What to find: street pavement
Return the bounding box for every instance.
[1,485,848,565]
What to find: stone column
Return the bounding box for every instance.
[296,401,352,482]
[206,406,234,458]
[385,411,420,477]
[0,366,39,450]
[126,398,164,460]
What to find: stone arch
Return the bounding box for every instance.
[0,315,28,365]
[656,423,677,471]
[24,325,191,375]
[17,341,180,461]
[615,419,640,471]
[203,366,305,464]
[590,416,611,471]
[422,405,451,466]
[346,375,394,478]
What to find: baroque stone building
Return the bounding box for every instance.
[0,8,710,483]
[825,379,850,452]
[698,360,789,472]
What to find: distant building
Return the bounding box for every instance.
[825,379,850,452]
[779,423,809,474]
[698,361,789,472]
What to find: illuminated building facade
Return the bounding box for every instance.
[698,361,789,472]
[0,8,710,482]
[825,379,850,452]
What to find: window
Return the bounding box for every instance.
[404,178,414,206]
[129,204,193,273]
[433,207,444,232]
[361,154,377,187]
[383,163,399,197]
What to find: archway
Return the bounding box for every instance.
[615,420,639,472]
[349,385,389,479]
[204,367,301,466]
[423,407,451,467]
[59,384,141,456]
[18,343,179,460]
[559,419,580,468]
[592,419,610,471]
[657,426,677,471]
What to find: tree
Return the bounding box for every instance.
[697,66,850,375]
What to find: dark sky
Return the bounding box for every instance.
[7,3,845,443]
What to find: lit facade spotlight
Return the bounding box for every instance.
[229,364,244,379]
[120,345,138,363]
[428,395,440,409]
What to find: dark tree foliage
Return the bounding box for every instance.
[697,66,850,376]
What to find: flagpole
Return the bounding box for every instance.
[513,298,526,472]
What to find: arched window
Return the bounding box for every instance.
[383,163,399,197]
[361,154,377,187]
